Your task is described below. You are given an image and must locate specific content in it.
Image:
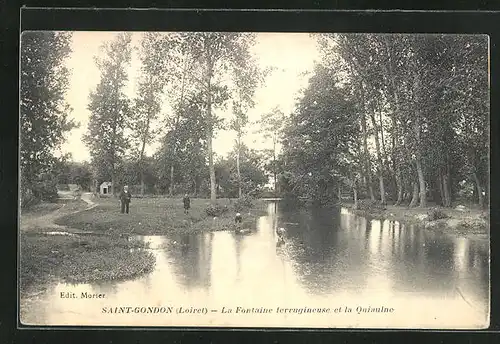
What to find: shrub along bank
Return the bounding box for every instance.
[344,199,489,236]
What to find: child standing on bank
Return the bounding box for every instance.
[183,193,191,214]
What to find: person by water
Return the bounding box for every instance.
[183,194,191,214]
[276,227,286,246]
[119,185,132,214]
[234,212,243,233]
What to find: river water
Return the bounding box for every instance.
[20,203,489,329]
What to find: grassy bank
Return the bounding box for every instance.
[20,198,157,294]
[20,230,155,295]
[55,197,269,236]
[20,202,63,216]
[342,200,489,236]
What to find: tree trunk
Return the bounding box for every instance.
[139,139,147,197]
[353,183,358,210]
[413,117,427,208]
[396,177,403,205]
[354,80,375,201]
[473,171,484,208]
[237,133,242,198]
[392,128,403,206]
[379,111,389,167]
[384,39,403,206]
[409,181,419,208]
[410,61,427,208]
[208,132,216,202]
[111,172,115,196]
[485,169,490,206]
[416,159,426,207]
[168,58,188,199]
[205,42,216,203]
[442,174,451,207]
[361,112,375,201]
[446,153,453,206]
[438,170,445,206]
[273,135,277,196]
[140,171,145,196]
[369,111,386,204]
[338,184,342,203]
[169,165,174,197]
[472,179,478,202]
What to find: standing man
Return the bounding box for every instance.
[183,193,191,214]
[119,185,132,214]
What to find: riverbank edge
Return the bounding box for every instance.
[341,202,489,238]
[19,200,157,295]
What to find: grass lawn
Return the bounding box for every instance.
[54,197,269,236]
[20,230,155,295]
[20,202,63,216]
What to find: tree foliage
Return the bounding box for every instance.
[177,32,262,201]
[20,31,76,206]
[215,144,268,198]
[280,33,489,208]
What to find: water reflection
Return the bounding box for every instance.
[164,232,213,290]
[20,203,489,328]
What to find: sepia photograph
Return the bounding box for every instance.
[19,31,490,329]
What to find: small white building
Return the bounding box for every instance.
[100,182,113,195]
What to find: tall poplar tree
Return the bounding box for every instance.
[179,32,261,202]
[84,33,133,196]
[131,32,170,196]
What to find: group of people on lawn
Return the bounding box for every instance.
[118,185,286,242]
[118,185,241,227]
[118,185,191,215]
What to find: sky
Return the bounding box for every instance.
[59,32,321,163]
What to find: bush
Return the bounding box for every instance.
[427,207,449,221]
[233,195,254,212]
[21,173,59,208]
[260,190,276,198]
[481,212,489,221]
[355,199,386,211]
[455,220,487,232]
[21,189,39,208]
[205,203,229,217]
[57,184,70,191]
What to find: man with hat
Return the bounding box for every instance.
[119,185,132,214]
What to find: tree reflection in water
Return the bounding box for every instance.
[162,232,214,290]
[274,203,488,302]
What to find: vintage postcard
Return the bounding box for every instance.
[18,31,490,329]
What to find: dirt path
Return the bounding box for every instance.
[20,192,98,232]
